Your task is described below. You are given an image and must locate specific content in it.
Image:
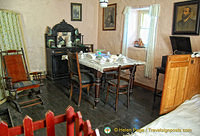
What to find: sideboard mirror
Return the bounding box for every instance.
[45,19,82,48]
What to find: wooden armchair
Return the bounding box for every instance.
[0,48,43,112]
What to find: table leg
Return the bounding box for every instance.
[130,65,137,93]
[132,65,137,86]
[94,71,102,108]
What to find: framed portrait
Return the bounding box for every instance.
[103,3,117,31]
[71,3,82,21]
[172,1,200,35]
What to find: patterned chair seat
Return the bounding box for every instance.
[13,80,40,89]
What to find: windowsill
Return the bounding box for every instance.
[128,46,146,50]
[127,45,146,61]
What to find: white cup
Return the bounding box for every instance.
[108,58,113,63]
[92,54,96,60]
[81,54,84,59]
[123,58,127,63]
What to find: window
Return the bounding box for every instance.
[125,8,150,47]
[137,10,150,45]
[122,5,160,78]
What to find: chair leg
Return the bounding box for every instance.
[130,77,134,96]
[87,86,90,95]
[153,71,159,108]
[7,96,22,113]
[12,99,22,113]
[105,85,110,103]
[14,90,19,99]
[103,75,108,92]
[36,95,44,105]
[127,89,130,109]
[101,75,105,91]
[103,81,107,92]
[70,83,74,100]
[38,87,42,94]
[78,87,82,107]
[115,92,119,112]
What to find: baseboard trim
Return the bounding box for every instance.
[134,82,162,92]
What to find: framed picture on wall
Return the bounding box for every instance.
[103,3,117,31]
[71,3,82,21]
[172,0,200,35]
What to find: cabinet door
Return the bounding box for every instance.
[160,55,190,115]
[52,55,68,76]
[184,57,200,100]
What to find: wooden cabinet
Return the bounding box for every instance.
[45,20,92,80]
[46,47,89,80]
[160,55,200,114]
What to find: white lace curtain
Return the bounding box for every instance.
[0,10,25,102]
[122,7,131,56]
[144,4,160,78]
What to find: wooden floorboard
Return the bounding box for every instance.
[0,79,161,136]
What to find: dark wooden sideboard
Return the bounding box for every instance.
[45,20,91,80]
[46,47,89,80]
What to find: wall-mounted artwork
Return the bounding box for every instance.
[103,3,117,31]
[172,0,200,35]
[71,3,82,21]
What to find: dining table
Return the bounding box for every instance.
[77,52,145,108]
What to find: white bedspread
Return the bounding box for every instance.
[127,94,200,136]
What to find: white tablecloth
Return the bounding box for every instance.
[78,53,145,73]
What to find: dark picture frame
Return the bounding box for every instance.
[71,3,82,21]
[172,0,200,35]
[103,3,117,31]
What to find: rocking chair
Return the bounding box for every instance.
[0,48,43,112]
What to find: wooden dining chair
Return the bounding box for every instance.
[105,65,135,111]
[0,48,43,112]
[68,52,95,106]
[101,71,117,91]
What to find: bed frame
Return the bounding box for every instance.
[0,106,99,136]
[160,54,200,114]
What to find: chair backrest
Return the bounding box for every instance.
[1,49,29,83]
[67,52,81,81]
[127,65,136,90]
[116,65,122,88]
[116,65,135,89]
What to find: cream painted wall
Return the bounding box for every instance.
[98,0,200,90]
[0,0,99,72]
[1,0,200,90]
